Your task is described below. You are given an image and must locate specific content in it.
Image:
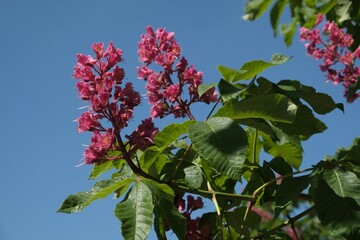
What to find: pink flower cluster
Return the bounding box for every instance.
[173,194,210,239]
[300,14,360,102]
[137,26,218,118]
[73,42,157,164]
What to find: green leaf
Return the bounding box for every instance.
[319,0,337,14]
[275,105,327,137]
[246,127,263,164]
[262,134,302,169]
[115,181,154,240]
[217,65,247,82]
[235,54,292,81]
[153,211,167,240]
[218,79,245,102]
[275,175,310,216]
[198,83,217,97]
[322,167,360,205]
[269,157,293,176]
[242,0,274,20]
[310,175,360,236]
[154,120,195,148]
[143,179,186,239]
[300,85,344,114]
[336,0,352,22]
[280,18,297,47]
[270,0,288,36]
[188,117,248,180]
[89,160,122,180]
[57,177,134,213]
[214,94,298,123]
[226,207,262,236]
[184,165,203,189]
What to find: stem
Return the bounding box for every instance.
[173,184,255,201]
[253,206,316,239]
[205,97,220,120]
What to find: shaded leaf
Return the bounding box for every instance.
[275,175,310,216]
[275,105,327,137]
[115,181,153,240]
[310,175,360,236]
[184,165,203,189]
[89,160,122,180]
[188,117,248,180]
[322,167,360,205]
[280,18,297,47]
[269,157,293,176]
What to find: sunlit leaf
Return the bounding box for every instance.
[144,179,186,239]
[58,177,134,213]
[188,117,248,180]
[115,181,153,240]
[243,0,274,20]
[214,94,297,123]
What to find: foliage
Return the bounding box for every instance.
[58,8,360,240]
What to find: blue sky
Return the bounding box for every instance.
[1,0,359,239]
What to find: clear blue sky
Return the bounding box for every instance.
[1,0,359,239]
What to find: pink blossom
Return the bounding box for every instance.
[163,84,180,102]
[126,118,159,151]
[91,42,104,59]
[76,54,97,67]
[77,111,101,132]
[84,130,115,164]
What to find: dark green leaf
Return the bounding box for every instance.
[269,157,293,175]
[114,181,153,240]
[246,127,263,164]
[322,167,360,205]
[301,85,343,114]
[58,177,134,213]
[275,175,310,216]
[311,175,360,236]
[184,165,203,189]
[275,105,327,137]
[188,117,248,180]
[214,94,298,123]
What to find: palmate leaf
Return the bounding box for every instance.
[114,180,154,240]
[188,117,248,180]
[214,94,297,123]
[198,83,218,97]
[270,0,288,36]
[310,174,360,237]
[184,165,203,189]
[57,177,134,213]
